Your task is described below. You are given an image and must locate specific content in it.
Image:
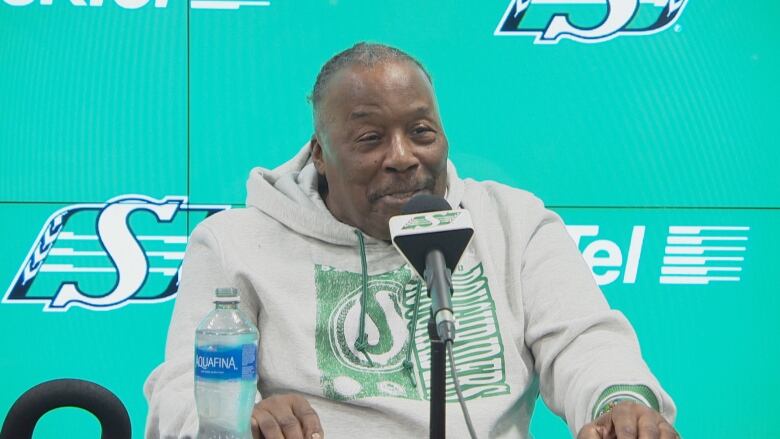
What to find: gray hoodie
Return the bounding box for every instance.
[144,144,676,438]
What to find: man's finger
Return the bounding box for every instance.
[251,417,261,439]
[593,411,613,427]
[577,423,604,439]
[291,395,324,439]
[658,421,679,439]
[611,404,639,439]
[266,403,305,439]
[252,407,284,439]
[637,413,660,439]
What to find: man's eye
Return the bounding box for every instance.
[412,126,436,139]
[358,133,381,143]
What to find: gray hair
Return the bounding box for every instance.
[309,42,432,119]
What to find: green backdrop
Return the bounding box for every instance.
[1,1,778,437]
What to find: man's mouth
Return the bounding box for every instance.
[382,189,424,200]
[369,177,437,205]
[376,188,431,205]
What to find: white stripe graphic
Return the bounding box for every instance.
[660,276,741,285]
[661,225,748,285]
[49,248,105,256]
[145,251,185,260]
[667,236,748,245]
[57,232,97,241]
[663,256,744,265]
[661,266,742,275]
[48,248,184,260]
[58,232,187,244]
[40,264,177,276]
[664,246,746,255]
[149,268,179,276]
[191,0,270,9]
[137,235,188,244]
[668,226,750,234]
[40,264,115,273]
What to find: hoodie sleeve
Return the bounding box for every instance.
[143,222,260,439]
[517,198,676,435]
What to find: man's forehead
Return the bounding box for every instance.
[326,61,434,105]
[315,60,438,135]
[348,104,433,120]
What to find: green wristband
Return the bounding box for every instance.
[591,384,660,420]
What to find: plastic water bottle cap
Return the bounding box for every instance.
[214,287,239,302]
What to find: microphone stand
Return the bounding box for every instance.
[428,313,446,439]
[424,249,455,439]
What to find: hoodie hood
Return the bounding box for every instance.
[246,141,465,246]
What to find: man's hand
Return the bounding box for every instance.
[250,393,323,439]
[577,401,678,439]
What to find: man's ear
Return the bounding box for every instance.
[310,133,326,176]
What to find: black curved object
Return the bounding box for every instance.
[0,378,131,439]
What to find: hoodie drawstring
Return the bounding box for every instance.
[353,229,422,388]
[353,230,374,366]
[402,279,422,388]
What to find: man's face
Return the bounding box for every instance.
[311,60,449,241]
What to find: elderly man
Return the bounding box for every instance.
[145,43,678,439]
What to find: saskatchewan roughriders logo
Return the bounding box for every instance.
[315,263,510,402]
[495,0,687,44]
[3,194,228,311]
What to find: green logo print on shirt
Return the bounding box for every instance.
[314,263,510,402]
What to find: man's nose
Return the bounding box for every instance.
[384,134,419,173]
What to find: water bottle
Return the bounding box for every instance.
[195,287,259,439]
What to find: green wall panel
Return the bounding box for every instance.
[188,1,779,207]
[0,2,187,202]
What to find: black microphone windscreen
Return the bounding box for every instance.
[402,194,451,215]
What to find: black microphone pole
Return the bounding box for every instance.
[428,312,446,439]
[425,248,454,439]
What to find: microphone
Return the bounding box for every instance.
[388,194,475,343]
